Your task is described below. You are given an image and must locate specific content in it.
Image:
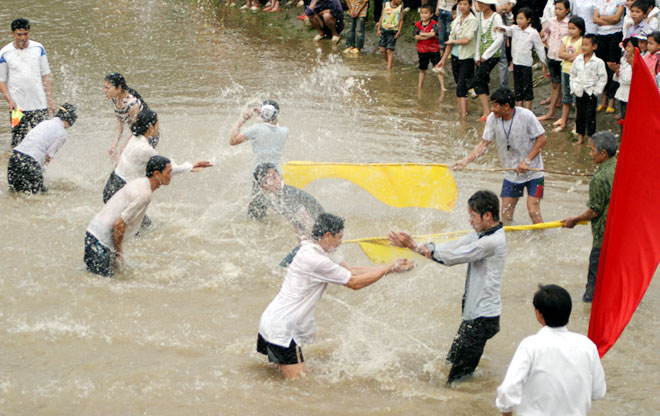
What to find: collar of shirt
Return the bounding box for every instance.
[479,222,504,239]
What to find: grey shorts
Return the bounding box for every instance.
[378,29,398,50]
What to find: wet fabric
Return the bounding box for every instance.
[257,333,304,365]
[7,150,44,193]
[446,316,500,383]
[9,108,48,147]
[0,40,51,111]
[84,232,114,277]
[103,170,127,203]
[14,117,67,166]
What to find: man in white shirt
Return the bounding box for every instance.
[84,155,173,277]
[389,190,506,384]
[496,284,606,415]
[0,18,56,147]
[8,103,76,193]
[257,213,414,380]
[229,100,290,219]
[454,88,547,224]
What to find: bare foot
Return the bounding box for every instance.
[540,98,551,105]
[552,125,566,132]
[552,119,563,126]
[537,113,555,121]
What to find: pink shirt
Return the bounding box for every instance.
[643,52,660,76]
[542,16,570,61]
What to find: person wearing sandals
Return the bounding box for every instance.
[344,0,369,54]
[306,0,345,43]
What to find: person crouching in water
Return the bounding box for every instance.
[8,103,77,193]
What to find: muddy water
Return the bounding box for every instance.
[0,0,658,414]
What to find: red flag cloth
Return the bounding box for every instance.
[588,49,660,357]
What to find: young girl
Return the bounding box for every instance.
[554,16,585,132]
[643,31,660,76]
[438,0,478,117]
[610,37,636,128]
[538,0,570,121]
[497,7,547,109]
[474,0,504,121]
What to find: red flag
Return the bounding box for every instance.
[588,49,660,357]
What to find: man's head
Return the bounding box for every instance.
[581,34,598,56]
[253,162,282,193]
[533,284,572,327]
[56,103,77,127]
[146,155,172,186]
[311,213,345,251]
[589,131,617,164]
[131,108,158,137]
[630,1,649,25]
[490,88,516,118]
[11,18,30,49]
[467,190,500,232]
[260,100,279,123]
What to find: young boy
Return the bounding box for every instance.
[570,34,607,145]
[344,0,369,54]
[496,284,606,414]
[414,5,445,90]
[624,1,655,39]
[377,0,405,70]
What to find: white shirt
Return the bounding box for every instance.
[114,135,192,182]
[244,123,289,173]
[595,0,626,35]
[483,107,545,184]
[258,240,351,347]
[614,56,632,102]
[0,40,51,111]
[541,0,555,24]
[574,0,599,35]
[14,117,67,167]
[476,12,504,61]
[501,25,547,67]
[86,177,153,250]
[496,326,607,415]
[570,54,608,98]
[428,226,506,321]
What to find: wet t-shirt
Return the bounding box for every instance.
[244,123,289,173]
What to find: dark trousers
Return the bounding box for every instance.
[346,16,366,49]
[451,56,475,98]
[513,64,534,101]
[446,316,500,383]
[596,32,623,99]
[10,109,48,147]
[474,57,500,96]
[84,232,115,277]
[584,246,601,302]
[7,150,44,194]
[575,93,597,137]
[248,179,268,220]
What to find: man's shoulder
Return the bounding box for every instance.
[0,42,15,58]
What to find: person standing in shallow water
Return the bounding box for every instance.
[257,213,414,380]
[388,190,506,385]
[0,18,56,147]
[103,72,152,163]
[561,131,617,303]
[229,100,289,220]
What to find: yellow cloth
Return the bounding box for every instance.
[283,162,457,211]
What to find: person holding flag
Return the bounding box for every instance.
[561,131,617,302]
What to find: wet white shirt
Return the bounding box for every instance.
[258,240,351,347]
[0,40,51,111]
[114,135,192,182]
[244,123,289,173]
[496,326,606,415]
[86,177,152,250]
[428,226,506,321]
[483,107,545,184]
[14,117,67,167]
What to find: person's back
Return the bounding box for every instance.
[14,117,66,166]
[245,123,289,172]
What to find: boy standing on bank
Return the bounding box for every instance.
[414,5,445,91]
[377,0,405,70]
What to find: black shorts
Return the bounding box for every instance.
[513,64,534,101]
[103,170,127,203]
[548,59,562,84]
[7,150,44,194]
[257,334,304,365]
[378,29,398,50]
[418,51,441,70]
[84,232,115,277]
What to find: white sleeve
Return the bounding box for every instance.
[590,345,607,401]
[171,160,193,175]
[482,114,496,141]
[39,46,51,76]
[311,256,351,284]
[495,340,532,413]
[532,31,547,65]
[502,24,514,37]
[482,15,504,60]
[0,53,7,82]
[541,0,554,24]
[46,133,67,158]
[431,234,496,266]
[595,59,608,95]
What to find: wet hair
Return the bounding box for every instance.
[568,16,585,36]
[490,87,516,108]
[253,162,278,184]
[131,108,158,136]
[146,155,171,178]
[311,213,345,240]
[590,131,618,157]
[468,190,500,222]
[648,31,660,45]
[516,7,535,21]
[104,72,145,104]
[56,103,78,126]
[554,0,570,11]
[419,4,433,13]
[11,18,30,31]
[533,284,572,327]
[260,99,280,122]
[582,33,598,46]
